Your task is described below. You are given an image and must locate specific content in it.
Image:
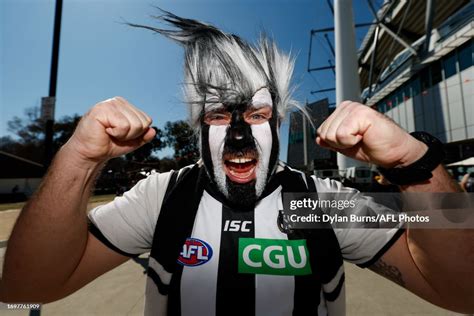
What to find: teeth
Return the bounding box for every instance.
[228,157,253,164]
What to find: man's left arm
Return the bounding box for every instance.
[316,101,474,313]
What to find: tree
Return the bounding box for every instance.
[125,127,165,162]
[164,120,200,168]
[53,114,82,150]
[2,107,200,176]
[4,108,82,163]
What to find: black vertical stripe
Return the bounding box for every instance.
[216,205,255,316]
[287,231,321,316]
[150,165,206,316]
[279,169,321,315]
[153,165,204,273]
[168,265,184,316]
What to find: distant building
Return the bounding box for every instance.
[358,1,474,163]
[287,98,337,171]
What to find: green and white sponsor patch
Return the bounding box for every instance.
[238,238,312,275]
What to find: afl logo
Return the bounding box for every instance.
[177,238,213,266]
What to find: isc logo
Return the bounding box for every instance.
[238,238,312,275]
[177,238,213,266]
[223,220,252,232]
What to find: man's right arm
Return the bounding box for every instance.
[0,97,156,303]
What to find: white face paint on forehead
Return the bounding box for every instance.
[251,88,273,109]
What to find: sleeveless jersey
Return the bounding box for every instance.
[88,162,404,316]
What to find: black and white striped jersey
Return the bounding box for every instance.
[88,162,404,316]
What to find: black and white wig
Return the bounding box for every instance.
[129,10,305,206]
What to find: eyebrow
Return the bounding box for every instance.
[204,102,225,113]
[246,105,272,112]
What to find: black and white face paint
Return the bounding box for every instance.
[132,10,305,205]
[201,88,278,207]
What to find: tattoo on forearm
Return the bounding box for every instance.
[369,258,405,287]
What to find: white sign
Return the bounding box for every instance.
[41,96,56,121]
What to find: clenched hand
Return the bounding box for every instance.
[64,97,156,165]
[316,101,427,168]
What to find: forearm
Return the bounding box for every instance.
[402,165,474,311]
[0,144,103,301]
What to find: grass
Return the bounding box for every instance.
[89,194,116,204]
[0,201,26,212]
[0,194,116,212]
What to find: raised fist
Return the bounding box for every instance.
[65,97,156,164]
[316,101,427,168]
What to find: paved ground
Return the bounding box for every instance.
[0,210,20,244]
[0,205,464,316]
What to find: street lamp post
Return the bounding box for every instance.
[42,0,63,168]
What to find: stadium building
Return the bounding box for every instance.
[359,0,473,165]
[289,0,473,181]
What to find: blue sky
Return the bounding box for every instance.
[0,0,376,160]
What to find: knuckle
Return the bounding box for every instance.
[113,96,126,103]
[345,102,359,111]
[142,122,151,131]
[91,102,108,115]
[340,100,352,108]
[98,99,118,111]
[131,122,142,132]
[352,105,369,116]
[324,129,335,141]
[145,115,152,125]
[128,121,144,135]
[335,128,349,140]
[326,134,336,143]
[115,118,131,131]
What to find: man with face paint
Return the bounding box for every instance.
[203,87,277,208]
[2,10,474,316]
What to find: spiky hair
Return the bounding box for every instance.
[128,9,302,130]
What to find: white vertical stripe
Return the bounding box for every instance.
[254,188,295,316]
[180,192,222,316]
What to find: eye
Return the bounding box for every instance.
[204,112,231,125]
[250,114,265,120]
[245,106,272,124]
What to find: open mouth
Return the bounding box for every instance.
[223,151,258,184]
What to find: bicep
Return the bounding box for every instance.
[53,232,130,301]
[367,231,443,307]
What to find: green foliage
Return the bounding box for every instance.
[163,120,200,167]
[3,108,82,163]
[1,108,200,170]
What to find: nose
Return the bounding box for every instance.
[229,127,244,141]
[225,109,253,148]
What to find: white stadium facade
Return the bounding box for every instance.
[359,0,473,171]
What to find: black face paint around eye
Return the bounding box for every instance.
[201,100,281,209]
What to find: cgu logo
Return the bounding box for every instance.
[177,238,213,266]
[238,238,312,275]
